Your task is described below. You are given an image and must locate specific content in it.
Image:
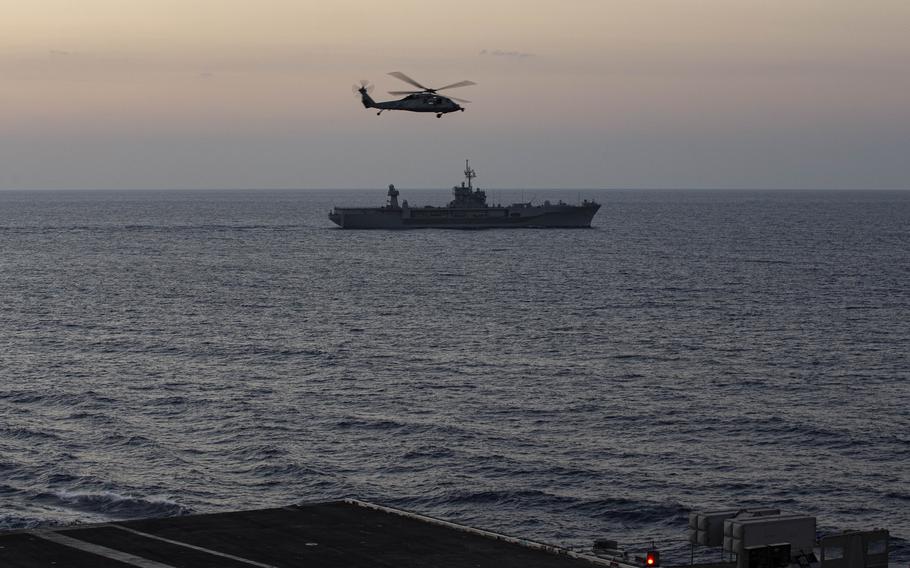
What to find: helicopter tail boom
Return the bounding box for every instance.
[359,88,376,108]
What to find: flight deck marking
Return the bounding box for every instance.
[32,530,178,568]
[109,524,280,568]
[345,498,616,566]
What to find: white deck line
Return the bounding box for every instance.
[344,498,616,567]
[108,524,280,568]
[32,530,178,568]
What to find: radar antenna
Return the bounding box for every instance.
[464,159,476,190]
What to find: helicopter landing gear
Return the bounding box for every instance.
[377,110,383,116]
[436,113,442,118]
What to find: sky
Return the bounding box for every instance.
[2,0,909,190]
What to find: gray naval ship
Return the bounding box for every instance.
[329,161,600,229]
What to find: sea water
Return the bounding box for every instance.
[1,189,907,563]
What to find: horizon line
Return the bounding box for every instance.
[2,186,910,192]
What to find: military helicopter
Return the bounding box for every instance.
[353,72,476,118]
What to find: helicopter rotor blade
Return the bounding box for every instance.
[436,80,476,91]
[447,95,472,103]
[388,71,431,91]
[388,90,422,95]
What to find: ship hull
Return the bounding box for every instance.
[329,204,600,230]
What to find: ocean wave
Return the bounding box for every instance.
[569,497,690,525]
[0,514,72,531]
[402,446,457,460]
[415,488,578,509]
[0,426,61,441]
[35,490,191,519]
[336,418,408,430]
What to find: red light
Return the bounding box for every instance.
[647,557,655,566]
[646,551,660,567]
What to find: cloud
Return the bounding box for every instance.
[479,49,535,59]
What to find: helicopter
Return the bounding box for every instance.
[353,72,476,118]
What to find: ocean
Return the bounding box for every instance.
[1,188,908,564]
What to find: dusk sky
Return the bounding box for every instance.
[2,0,909,190]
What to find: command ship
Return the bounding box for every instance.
[328,161,600,229]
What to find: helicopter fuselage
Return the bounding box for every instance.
[360,89,463,116]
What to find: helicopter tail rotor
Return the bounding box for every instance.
[352,80,376,108]
[351,80,374,96]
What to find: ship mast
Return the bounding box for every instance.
[464,159,476,191]
[449,159,486,208]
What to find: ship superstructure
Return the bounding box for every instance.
[329,160,600,229]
